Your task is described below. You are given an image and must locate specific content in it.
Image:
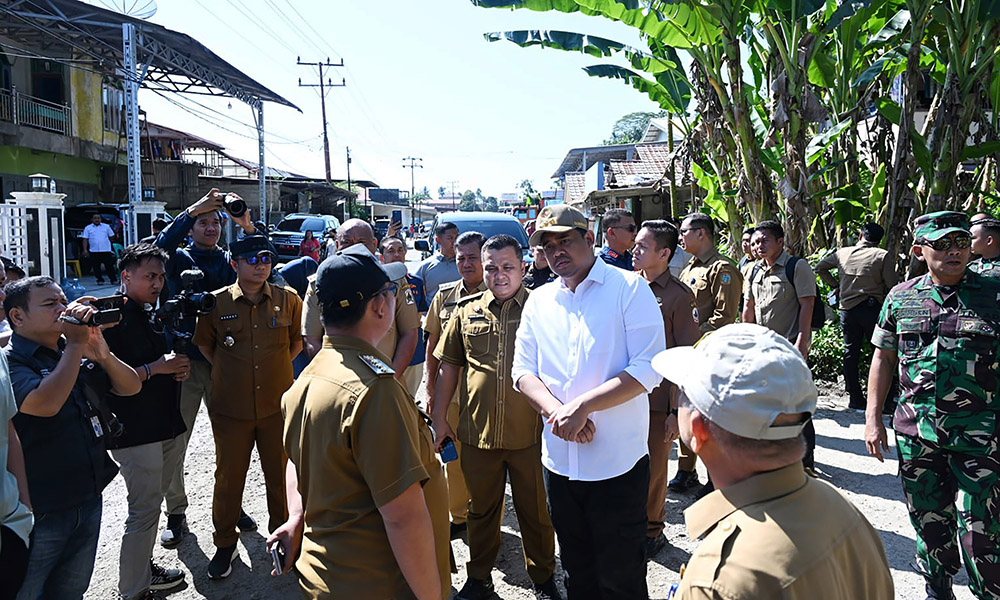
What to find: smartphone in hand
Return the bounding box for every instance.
[269,543,285,575]
[439,437,458,463]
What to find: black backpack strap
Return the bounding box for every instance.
[785,256,799,295]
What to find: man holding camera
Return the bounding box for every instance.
[155,188,258,547]
[4,277,141,599]
[102,244,191,600]
[194,235,302,580]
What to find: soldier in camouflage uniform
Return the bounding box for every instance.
[969,214,1000,278]
[866,211,1000,600]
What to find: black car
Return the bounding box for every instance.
[269,213,340,261]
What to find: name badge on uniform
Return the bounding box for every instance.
[90,415,104,438]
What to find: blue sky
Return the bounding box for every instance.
[135,0,659,199]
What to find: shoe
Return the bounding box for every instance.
[645,533,667,560]
[123,591,165,599]
[149,560,184,590]
[693,479,715,500]
[450,521,467,539]
[804,465,818,478]
[925,577,956,600]
[456,576,499,600]
[667,470,700,493]
[207,544,238,580]
[96,278,105,284]
[237,509,257,532]
[160,514,187,548]
[847,400,866,411]
[532,576,564,600]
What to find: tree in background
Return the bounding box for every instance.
[413,186,432,204]
[517,179,537,202]
[459,189,480,211]
[438,185,447,199]
[484,196,500,211]
[604,110,668,145]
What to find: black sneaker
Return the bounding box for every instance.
[645,533,667,560]
[207,544,238,580]
[149,560,184,590]
[925,577,956,600]
[237,509,257,532]
[532,576,564,600]
[160,514,187,548]
[667,470,700,493]
[693,479,715,500]
[456,577,499,600]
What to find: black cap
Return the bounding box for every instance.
[316,243,399,311]
[229,235,277,259]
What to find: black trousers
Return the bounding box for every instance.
[88,251,117,282]
[544,455,649,600]
[841,298,881,406]
[0,524,29,600]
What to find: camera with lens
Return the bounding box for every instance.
[223,193,247,219]
[155,270,216,348]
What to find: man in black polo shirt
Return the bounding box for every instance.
[103,244,189,599]
[4,277,141,600]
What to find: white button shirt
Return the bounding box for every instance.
[512,257,665,481]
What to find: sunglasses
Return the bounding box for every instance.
[610,224,637,233]
[241,254,273,265]
[369,282,398,300]
[919,235,971,251]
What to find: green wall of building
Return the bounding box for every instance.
[0,145,102,184]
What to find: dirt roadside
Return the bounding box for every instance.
[86,380,974,600]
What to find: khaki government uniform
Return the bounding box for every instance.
[815,243,896,310]
[424,279,487,525]
[435,286,555,584]
[677,249,742,473]
[645,271,700,538]
[302,273,419,363]
[282,336,450,599]
[680,464,893,599]
[192,282,302,547]
[744,250,817,341]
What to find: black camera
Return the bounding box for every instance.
[155,270,216,350]
[223,193,247,218]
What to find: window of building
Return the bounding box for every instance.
[103,82,124,132]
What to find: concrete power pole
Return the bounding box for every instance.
[297,58,345,185]
[402,157,423,226]
[448,180,459,211]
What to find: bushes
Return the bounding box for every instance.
[808,320,844,382]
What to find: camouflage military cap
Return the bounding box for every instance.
[913,211,970,242]
[529,205,590,247]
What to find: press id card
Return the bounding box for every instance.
[90,415,104,438]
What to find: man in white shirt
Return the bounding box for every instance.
[512,205,666,599]
[80,213,117,284]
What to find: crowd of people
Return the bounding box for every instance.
[0,186,998,600]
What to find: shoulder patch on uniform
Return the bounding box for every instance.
[404,287,415,305]
[721,273,731,285]
[359,354,395,377]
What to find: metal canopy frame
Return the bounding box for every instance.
[0,0,298,109]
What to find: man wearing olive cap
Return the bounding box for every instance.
[271,244,450,599]
[867,211,1000,600]
[653,323,893,600]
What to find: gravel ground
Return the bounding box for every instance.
[84,374,977,600]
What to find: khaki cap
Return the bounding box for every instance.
[528,205,590,247]
[651,324,817,441]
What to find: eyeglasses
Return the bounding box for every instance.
[372,282,398,299]
[919,235,971,251]
[241,254,273,265]
[610,224,637,233]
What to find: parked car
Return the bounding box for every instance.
[415,212,532,262]
[269,213,341,262]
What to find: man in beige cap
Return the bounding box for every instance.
[652,323,893,599]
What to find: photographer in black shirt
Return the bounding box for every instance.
[102,244,190,599]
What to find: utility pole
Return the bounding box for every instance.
[346,147,353,218]
[402,157,423,226]
[448,180,459,211]
[297,57,345,185]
